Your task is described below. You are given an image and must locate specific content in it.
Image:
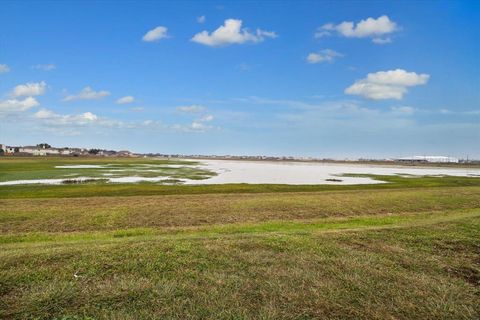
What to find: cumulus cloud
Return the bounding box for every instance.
[33,64,56,71]
[191,19,277,47]
[142,26,169,42]
[176,104,205,113]
[316,15,398,43]
[197,15,206,23]
[345,69,430,100]
[306,49,343,64]
[116,96,135,104]
[0,97,39,112]
[0,64,10,74]
[63,86,110,101]
[12,81,47,97]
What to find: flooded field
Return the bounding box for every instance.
[1,158,479,186]
[186,159,480,185]
[0,160,214,186]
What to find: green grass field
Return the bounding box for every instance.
[1,157,479,319]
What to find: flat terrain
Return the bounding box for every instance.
[0,157,479,319]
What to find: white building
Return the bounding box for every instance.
[18,146,64,156]
[60,149,73,155]
[395,156,459,163]
[5,146,17,154]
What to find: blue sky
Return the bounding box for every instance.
[1,0,479,158]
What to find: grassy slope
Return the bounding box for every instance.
[1,187,480,234]
[1,157,479,319]
[1,188,479,319]
[1,210,479,319]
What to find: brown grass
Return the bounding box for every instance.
[1,186,479,233]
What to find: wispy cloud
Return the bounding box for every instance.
[390,106,416,115]
[32,64,56,71]
[116,96,135,104]
[0,64,10,74]
[0,97,39,113]
[306,49,343,64]
[63,86,111,101]
[176,104,205,113]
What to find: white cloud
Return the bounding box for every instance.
[191,19,277,47]
[316,15,398,43]
[345,69,430,100]
[63,86,110,101]
[33,64,56,71]
[143,118,215,133]
[34,108,99,125]
[176,104,205,113]
[190,121,211,131]
[0,97,39,112]
[116,96,135,104]
[187,114,214,131]
[0,64,10,74]
[142,26,169,42]
[438,108,480,116]
[81,112,98,121]
[12,81,47,97]
[33,108,56,119]
[390,106,416,115]
[197,15,206,23]
[174,105,215,131]
[306,49,343,64]
[131,107,144,112]
[199,114,214,122]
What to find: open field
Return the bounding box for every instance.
[1,157,479,319]
[2,157,480,199]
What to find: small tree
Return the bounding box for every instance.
[37,143,52,149]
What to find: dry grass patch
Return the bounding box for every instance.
[1,187,480,233]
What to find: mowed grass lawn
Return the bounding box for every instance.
[0,158,479,319]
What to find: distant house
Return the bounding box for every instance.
[4,146,18,154]
[117,150,135,157]
[19,146,40,155]
[59,149,73,155]
[18,146,69,156]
